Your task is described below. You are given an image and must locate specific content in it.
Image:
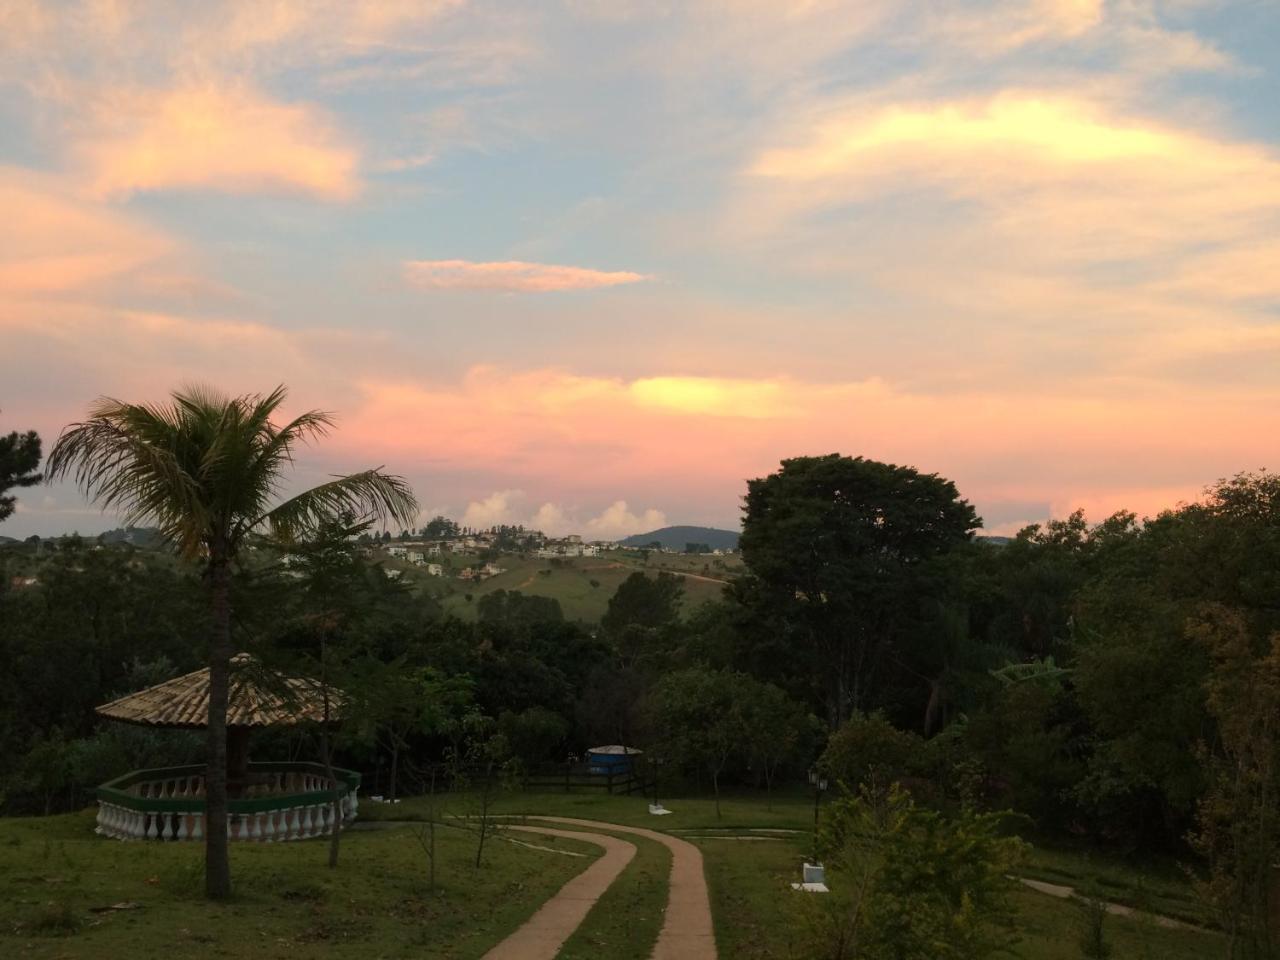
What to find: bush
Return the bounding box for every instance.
[819,712,923,791]
[799,785,1023,960]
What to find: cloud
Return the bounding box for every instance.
[453,491,664,539]
[461,489,525,528]
[531,502,572,537]
[629,376,795,418]
[585,501,668,540]
[740,91,1280,276]
[333,365,1280,537]
[402,260,653,293]
[0,168,174,295]
[81,83,360,199]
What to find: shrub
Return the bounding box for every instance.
[819,712,923,791]
[799,785,1023,960]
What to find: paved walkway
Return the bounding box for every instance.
[481,826,637,960]
[520,816,718,960]
[1014,876,1195,931]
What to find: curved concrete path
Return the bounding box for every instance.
[481,826,637,960]
[520,816,718,960]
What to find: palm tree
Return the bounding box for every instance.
[46,385,418,899]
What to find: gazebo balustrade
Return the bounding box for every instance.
[95,761,360,843]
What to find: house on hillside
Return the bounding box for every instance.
[427,544,442,557]
[408,551,425,564]
[426,563,444,577]
[483,563,505,577]
[387,545,408,558]
[384,569,403,580]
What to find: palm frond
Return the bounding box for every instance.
[46,398,210,556]
[258,469,419,544]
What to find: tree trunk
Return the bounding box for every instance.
[205,555,233,900]
[712,769,721,820]
[389,743,400,802]
[319,668,341,870]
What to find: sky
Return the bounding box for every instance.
[2,0,1279,540]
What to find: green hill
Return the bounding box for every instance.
[618,525,738,551]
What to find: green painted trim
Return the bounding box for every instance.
[96,762,362,815]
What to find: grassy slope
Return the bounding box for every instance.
[376,789,1223,959]
[410,552,731,623]
[0,808,595,959]
[2,791,1225,960]
[557,832,670,960]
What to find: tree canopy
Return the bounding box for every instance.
[0,410,41,524]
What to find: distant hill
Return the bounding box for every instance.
[619,526,739,551]
[977,535,1012,547]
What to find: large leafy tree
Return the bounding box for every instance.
[45,385,418,899]
[735,454,979,727]
[0,410,42,523]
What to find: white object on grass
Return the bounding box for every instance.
[648,803,672,815]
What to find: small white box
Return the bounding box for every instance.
[803,862,826,884]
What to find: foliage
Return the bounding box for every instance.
[801,784,1024,960]
[1187,604,1280,958]
[0,409,41,524]
[819,712,924,793]
[734,454,979,727]
[644,667,750,817]
[44,384,418,899]
[602,571,684,636]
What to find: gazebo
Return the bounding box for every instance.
[93,654,360,842]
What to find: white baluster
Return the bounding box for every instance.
[237,816,250,841]
[250,813,262,841]
[302,805,314,838]
[192,812,203,841]
[162,812,174,840]
[177,813,189,840]
[146,814,159,840]
[351,788,359,820]
[289,807,302,840]
[263,810,276,842]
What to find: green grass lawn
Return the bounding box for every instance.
[371,787,1224,957]
[0,808,596,959]
[390,550,729,623]
[557,832,670,960]
[1,790,1226,959]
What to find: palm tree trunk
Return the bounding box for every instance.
[205,556,232,900]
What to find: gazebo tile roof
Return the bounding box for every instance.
[95,653,332,729]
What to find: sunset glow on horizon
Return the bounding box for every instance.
[3,1,1278,539]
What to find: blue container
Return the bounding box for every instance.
[586,745,641,776]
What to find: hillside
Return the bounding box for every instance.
[619,525,739,551]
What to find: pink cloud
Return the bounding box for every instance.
[0,168,172,296]
[403,260,652,292]
[327,367,1280,529]
[81,83,359,200]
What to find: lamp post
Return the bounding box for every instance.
[808,767,828,864]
